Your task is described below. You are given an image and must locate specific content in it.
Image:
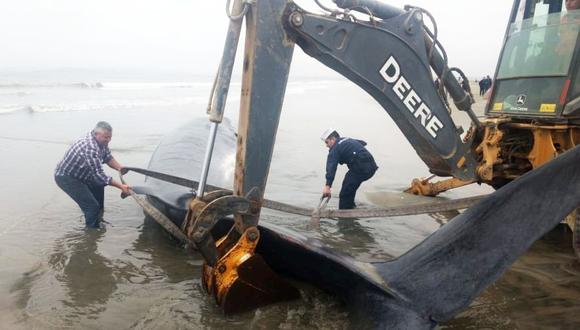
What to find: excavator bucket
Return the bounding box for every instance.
[218,255,301,314]
[183,186,300,313]
[202,227,300,314]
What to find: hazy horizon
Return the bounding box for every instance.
[0,1,514,80]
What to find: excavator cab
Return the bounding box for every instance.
[487,0,579,121]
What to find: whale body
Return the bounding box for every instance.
[136,118,580,328]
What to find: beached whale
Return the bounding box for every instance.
[133,118,580,328]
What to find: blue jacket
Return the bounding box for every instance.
[325,137,378,187]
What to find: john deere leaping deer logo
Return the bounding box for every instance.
[516,95,527,106]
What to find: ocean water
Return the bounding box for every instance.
[0,71,579,329]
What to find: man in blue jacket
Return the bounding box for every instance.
[321,129,378,209]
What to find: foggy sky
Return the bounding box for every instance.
[0,0,513,78]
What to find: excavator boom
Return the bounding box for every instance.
[287,0,479,179]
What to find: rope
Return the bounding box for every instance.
[120,167,487,220]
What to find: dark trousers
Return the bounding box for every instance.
[55,175,105,228]
[339,169,375,210]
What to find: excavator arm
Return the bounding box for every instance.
[186,0,490,313]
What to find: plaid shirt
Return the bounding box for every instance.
[55,131,113,185]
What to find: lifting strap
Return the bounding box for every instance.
[120,167,487,220]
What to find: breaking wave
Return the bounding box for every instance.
[0,105,36,115]
[0,81,215,90]
[0,78,346,115]
[0,82,105,89]
[0,97,208,115]
[0,79,343,91]
[99,82,214,90]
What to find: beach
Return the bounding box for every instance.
[0,73,579,329]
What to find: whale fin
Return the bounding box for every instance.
[375,145,580,323]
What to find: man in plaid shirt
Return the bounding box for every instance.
[55,121,130,228]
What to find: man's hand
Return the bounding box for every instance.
[120,184,131,195]
[322,185,331,198]
[111,179,131,197]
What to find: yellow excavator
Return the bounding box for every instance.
[128,0,580,326]
[406,0,580,197]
